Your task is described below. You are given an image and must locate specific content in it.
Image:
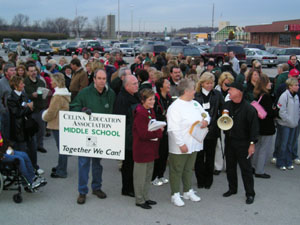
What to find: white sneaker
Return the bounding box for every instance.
[151,177,163,186]
[294,159,300,165]
[159,177,169,184]
[31,180,42,189]
[36,168,44,175]
[171,193,185,207]
[271,158,276,164]
[183,189,201,202]
[287,165,294,170]
[279,166,286,171]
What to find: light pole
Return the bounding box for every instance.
[117,0,120,40]
[130,4,134,40]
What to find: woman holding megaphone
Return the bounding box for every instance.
[194,72,224,189]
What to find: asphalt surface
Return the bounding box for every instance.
[1,49,300,225]
[1,134,300,225]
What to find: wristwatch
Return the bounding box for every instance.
[250,141,255,145]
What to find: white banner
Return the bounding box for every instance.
[59,111,125,160]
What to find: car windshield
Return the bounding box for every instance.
[256,50,272,56]
[39,44,50,49]
[183,47,200,56]
[153,46,167,52]
[286,49,300,55]
[228,46,245,54]
[120,44,130,48]
[88,42,100,47]
[10,44,18,48]
[68,42,78,47]
[32,42,40,47]
[79,42,86,47]
[52,43,61,47]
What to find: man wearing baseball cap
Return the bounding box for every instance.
[221,82,259,204]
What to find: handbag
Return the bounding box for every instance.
[251,95,267,119]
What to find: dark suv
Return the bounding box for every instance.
[167,46,202,58]
[202,44,246,66]
[140,45,167,56]
[82,41,104,54]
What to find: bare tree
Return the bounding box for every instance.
[55,17,70,35]
[84,23,94,38]
[11,14,29,29]
[72,16,88,38]
[93,16,106,38]
[41,19,57,33]
[0,17,7,29]
[31,20,41,31]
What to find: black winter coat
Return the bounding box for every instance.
[223,98,259,143]
[7,91,33,142]
[113,87,140,151]
[194,89,224,139]
[254,93,278,135]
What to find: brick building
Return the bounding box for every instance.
[245,19,300,47]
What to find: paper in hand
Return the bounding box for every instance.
[148,119,167,131]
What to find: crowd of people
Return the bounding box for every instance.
[0,49,299,208]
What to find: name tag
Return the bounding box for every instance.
[203,102,210,110]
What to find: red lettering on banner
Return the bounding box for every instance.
[289,24,300,31]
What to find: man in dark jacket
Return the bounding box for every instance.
[113,75,139,197]
[222,82,259,205]
[24,64,48,153]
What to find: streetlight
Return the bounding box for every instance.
[117,0,120,40]
[130,4,134,40]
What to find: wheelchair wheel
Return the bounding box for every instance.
[13,193,23,203]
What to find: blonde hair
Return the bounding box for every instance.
[286,77,298,87]
[92,61,104,72]
[196,72,215,92]
[153,71,163,80]
[59,57,68,65]
[218,72,234,87]
[50,73,65,88]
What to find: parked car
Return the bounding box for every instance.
[102,44,112,55]
[266,47,283,55]
[28,41,41,53]
[201,44,246,67]
[140,44,167,56]
[244,48,278,67]
[2,38,13,49]
[76,41,87,55]
[275,48,300,64]
[244,43,266,50]
[21,39,35,50]
[82,40,104,55]
[5,42,26,55]
[35,44,54,56]
[50,42,62,55]
[167,46,202,58]
[59,42,79,56]
[112,43,134,56]
[37,38,49,44]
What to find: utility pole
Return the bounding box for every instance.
[130,4,133,39]
[212,3,214,31]
[118,0,120,40]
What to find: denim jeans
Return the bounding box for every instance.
[292,120,300,160]
[78,156,103,194]
[276,124,297,167]
[3,151,35,184]
[52,130,68,177]
[14,135,39,170]
[32,110,46,149]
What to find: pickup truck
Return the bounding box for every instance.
[201,44,246,67]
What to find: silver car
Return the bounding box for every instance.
[275,48,300,64]
[245,48,278,67]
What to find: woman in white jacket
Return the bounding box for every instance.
[276,77,300,170]
[167,79,210,207]
[42,73,71,178]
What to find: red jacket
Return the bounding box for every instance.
[132,104,163,163]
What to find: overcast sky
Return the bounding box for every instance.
[1,0,300,32]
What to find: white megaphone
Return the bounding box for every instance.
[217,110,233,130]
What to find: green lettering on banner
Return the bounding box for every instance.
[64,127,88,134]
[91,129,120,137]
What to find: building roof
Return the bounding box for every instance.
[245,19,300,33]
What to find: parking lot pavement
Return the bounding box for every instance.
[1,134,300,225]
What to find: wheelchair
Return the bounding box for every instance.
[0,158,26,203]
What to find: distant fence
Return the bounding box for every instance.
[0,30,68,42]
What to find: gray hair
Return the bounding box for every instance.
[177,78,195,96]
[4,63,15,73]
[118,67,130,78]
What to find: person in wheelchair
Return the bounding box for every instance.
[0,132,46,191]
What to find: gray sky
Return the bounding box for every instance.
[1,0,299,32]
